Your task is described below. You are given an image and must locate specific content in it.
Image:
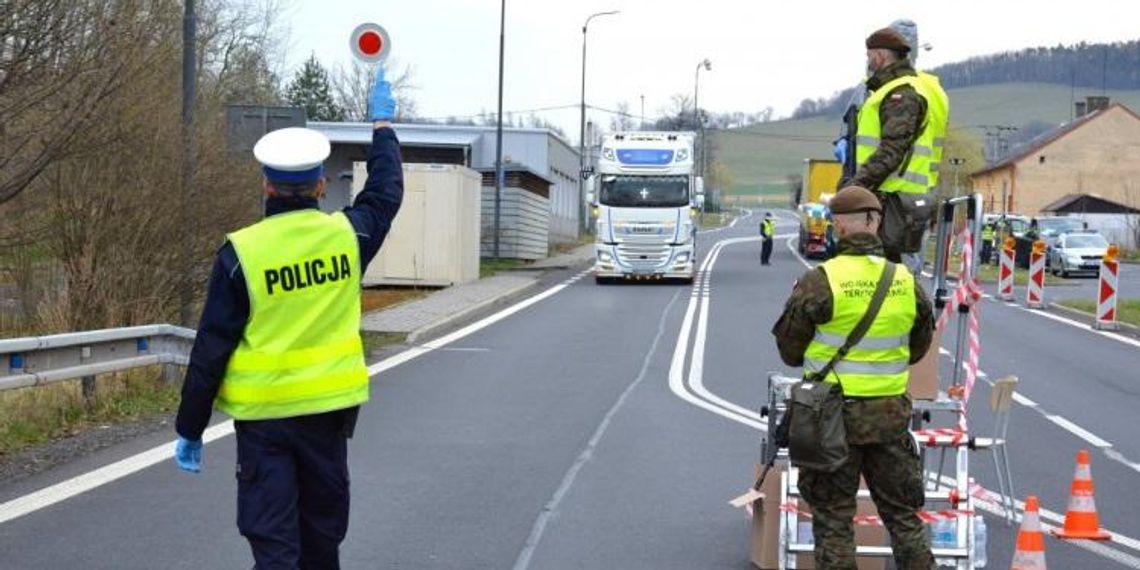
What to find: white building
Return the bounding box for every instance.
[310,122,582,244]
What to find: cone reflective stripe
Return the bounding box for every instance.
[1027,247,1045,309]
[1011,495,1048,570]
[1095,257,1119,330]
[1053,449,1111,540]
[999,245,1015,301]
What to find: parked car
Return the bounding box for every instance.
[983,213,1030,238]
[1035,216,1086,268]
[1049,232,1109,277]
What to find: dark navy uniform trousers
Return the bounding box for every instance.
[235,410,351,570]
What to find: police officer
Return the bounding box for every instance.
[843,27,949,273]
[772,186,935,569]
[981,222,996,265]
[760,212,775,265]
[173,70,403,569]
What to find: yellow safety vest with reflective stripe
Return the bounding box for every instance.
[855,72,949,194]
[917,72,949,188]
[761,219,775,238]
[803,254,916,397]
[217,209,368,420]
[982,225,995,241]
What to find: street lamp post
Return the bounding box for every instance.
[493,0,506,259]
[579,10,619,236]
[693,58,711,208]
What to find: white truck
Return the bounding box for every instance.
[586,131,704,284]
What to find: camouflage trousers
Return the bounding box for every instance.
[798,395,934,570]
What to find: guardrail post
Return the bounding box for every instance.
[80,345,95,404]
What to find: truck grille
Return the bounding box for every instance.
[617,242,671,269]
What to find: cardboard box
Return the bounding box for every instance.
[750,464,886,570]
[908,328,942,401]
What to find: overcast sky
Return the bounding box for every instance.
[283,0,1140,140]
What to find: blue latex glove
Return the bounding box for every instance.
[174,437,202,474]
[368,68,397,122]
[833,138,848,164]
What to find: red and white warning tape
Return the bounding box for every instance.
[933,229,983,432]
[913,427,967,447]
[778,501,974,526]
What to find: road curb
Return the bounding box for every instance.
[405,278,542,344]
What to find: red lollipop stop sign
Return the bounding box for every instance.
[350,23,390,63]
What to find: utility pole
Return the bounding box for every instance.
[179,0,197,327]
[493,0,506,259]
[579,11,619,236]
[693,58,711,183]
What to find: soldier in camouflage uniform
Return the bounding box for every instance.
[839,28,935,267]
[773,186,935,569]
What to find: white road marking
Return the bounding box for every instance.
[0,420,236,525]
[1017,305,1140,349]
[667,234,1140,564]
[512,289,683,570]
[0,270,594,527]
[785,236,814,270]
[1045,415,1113,448]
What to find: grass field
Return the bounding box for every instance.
[713,82,1140,199]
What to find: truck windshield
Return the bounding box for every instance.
[599,175,689,208]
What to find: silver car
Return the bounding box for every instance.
[1049,232,1109,277]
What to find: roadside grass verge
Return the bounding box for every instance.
[1057,299,1140,328]
[480,258,530,278]
[0,369,179,459]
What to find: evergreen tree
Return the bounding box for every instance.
[285,54,344,121]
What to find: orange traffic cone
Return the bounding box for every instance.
[1011,495,1047,569]
[1052,449,1111,540]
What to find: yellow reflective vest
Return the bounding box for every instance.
[803,254,916,397]
[761,218,775,238]
[855,71,949,194]
[217,210,369,420]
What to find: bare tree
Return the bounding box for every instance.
[608,101,635,132]
[332,58,418,122]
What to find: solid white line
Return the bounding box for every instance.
[785,236,814,270]
[687,244,764,423]
[0,270,592,527]
[1045,414,1113,448]
[666,244,766,430]
[1017,306,1140,349]
[0,421,236,525]
[512,289,682,570]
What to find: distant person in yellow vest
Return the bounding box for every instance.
[843,27,949,273]
[773,186,935,569]
[173,70,403,568]
[981,222,996,264]
[760,212,776,265]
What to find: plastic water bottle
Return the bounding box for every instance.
[973,515,988,568]
[932,517,956,567]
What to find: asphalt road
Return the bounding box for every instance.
[2,211,1139,568]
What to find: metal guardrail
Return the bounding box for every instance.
[0,325,196,392]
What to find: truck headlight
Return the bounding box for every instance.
[675,252,690,264]
[598,251,614,263]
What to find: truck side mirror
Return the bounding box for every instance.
[696,194,706,208]
[695,176,705,197]
[585,176,596,205]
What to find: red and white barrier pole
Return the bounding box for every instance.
[1026,240,1046,309]
[998,237,1015,301]
[1095,245,1121,330]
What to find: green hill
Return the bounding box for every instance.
[714,83,1140,197]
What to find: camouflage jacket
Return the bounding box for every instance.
[845,61,928,191]
[771,233,934,369]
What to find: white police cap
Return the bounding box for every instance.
[253,127,331,183]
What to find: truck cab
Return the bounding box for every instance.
[586,132,702,284]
